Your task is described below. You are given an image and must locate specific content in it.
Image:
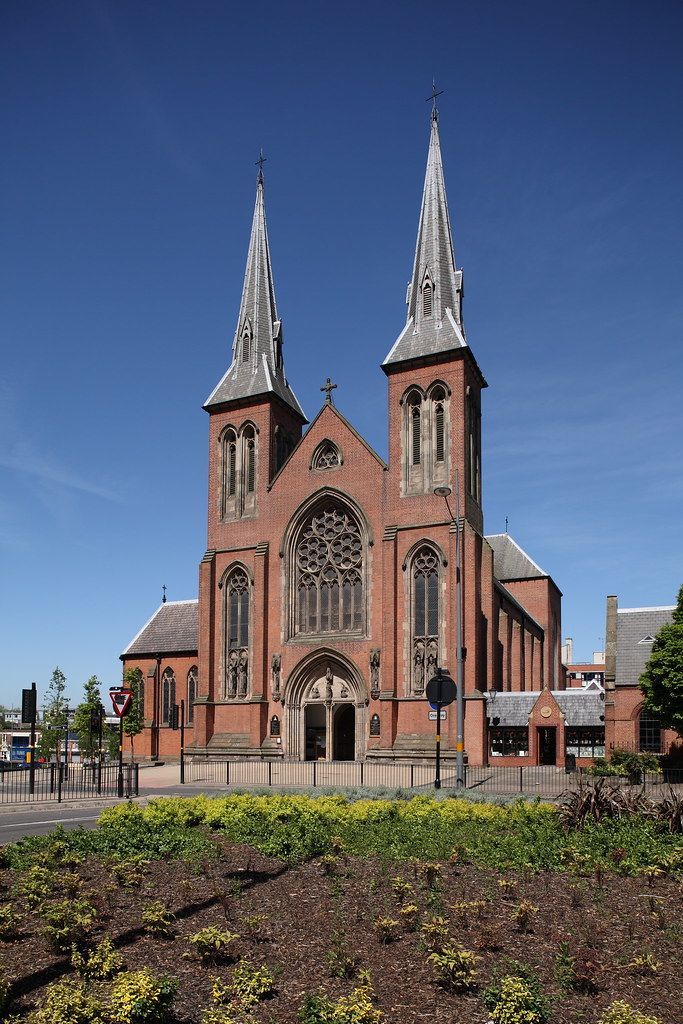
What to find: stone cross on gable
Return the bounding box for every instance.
[320,377,337,405]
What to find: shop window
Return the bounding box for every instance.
[489,727,529,757]
[565,727,605,758]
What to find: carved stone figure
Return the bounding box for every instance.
[311,684,320,700]
[227,650,238,698]
[237,650,248,697]
[426,640,438,683]
[325,665,334,702]
[271,652,281,700]
[413,640,425,693]
[340,684,349,699]
[370,648,381,698]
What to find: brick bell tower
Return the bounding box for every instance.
[191,161,307,755]
[379,103,490,760]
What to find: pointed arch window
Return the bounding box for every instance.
[411,401,421,465]
[222,428,238,505]
[243,426,256,494]
[293,504,365,637]
[312,441,341,470]
[431,386,446,465]
[410,547,440,694]
[241,320,252,363]
[161,668,176,726]
[186,666,197,725]
[225,568,250,699]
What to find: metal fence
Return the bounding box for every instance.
[0,762,139,804]
[183,758,683,798]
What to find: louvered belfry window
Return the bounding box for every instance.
[411,404,421,465]
[244,428,256,493]
[295,505,364,636]
[435,402,445,462]
[423,282,433,317]
[412,547,439,694]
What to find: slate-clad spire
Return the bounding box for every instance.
[205,168,306,419]
[383,110,467,368]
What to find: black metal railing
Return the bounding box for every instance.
[182,758,683,797]
[0,762,139,804]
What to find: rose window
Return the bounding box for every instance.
[295,505,364,635]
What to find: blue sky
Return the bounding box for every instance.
[1,0,682,705]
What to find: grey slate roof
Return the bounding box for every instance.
[486,690,605,727]
[383,112,468,368]
[121,600,198,658]
[615,606,674,687]
[486,534,548,581]
[204,172,306,421]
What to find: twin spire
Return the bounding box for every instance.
[382,108,467,368]
[207,105,466,412]
[204,162,306,419]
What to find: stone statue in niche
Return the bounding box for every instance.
[311,684,320,699]
[227,651,238,698]
[325,665,334,703]
[271,653,281,701]
[426,640,438,684]
[369,713,380,737]
[413,640,425,693]
[237,650,248,697]
[370,648,381,699]
[340,684,349,699]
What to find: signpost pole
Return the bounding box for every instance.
[179,700,185,784]
[454,472,465,790]
[435,668,443,790]
[117,713,124,799]
[26,682,37,796]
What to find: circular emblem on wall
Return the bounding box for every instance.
[540,706,552,719]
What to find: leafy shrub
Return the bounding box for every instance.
[141,902,175,938]
[498,877,518,895]
[427,942,478,992]
[373,917,400,943]
[200,1007,246,1024]
[474,923,500,951]
[240,914,268,941]
[319,854,341,876]
[484,962,549,1023]
[42,898,96,951]
[108,855,149,888]
[71,938,124,979]
[452,899,486,928]
[227,959,275,1007]
[399,903,419,931]
[108,970,178,1024]
[417,861,442,888]
[513,899,538,933]
[187,926,239,962]
[27,979,104,1024]
[598,1001,662,1024]
[554,942,600,994]
[299,973,382,1024]
[420,915,450,952]
[0,904,21,939]
[326,931,357,978]
[628,952,660,975]
[390,877,414,901]
[14,866,57,910]
[487,975,549,1024]
[0,967,7,1016]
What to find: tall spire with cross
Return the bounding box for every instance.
[382,90,467,368]
[204,154,306,420]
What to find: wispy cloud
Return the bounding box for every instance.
[0,382,123,503]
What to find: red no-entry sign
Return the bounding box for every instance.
[110,689,133,718]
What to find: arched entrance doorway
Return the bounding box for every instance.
[284,651,367,761]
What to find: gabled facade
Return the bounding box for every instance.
[121,110,594,767]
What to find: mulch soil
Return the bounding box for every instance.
[2,839,682,1022]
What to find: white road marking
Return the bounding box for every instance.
[0,814,100,827]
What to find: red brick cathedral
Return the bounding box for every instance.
[122,111,603,768]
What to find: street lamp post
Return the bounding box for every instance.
[434,475,465,789]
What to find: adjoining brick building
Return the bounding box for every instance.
[604,596,679,757]
[121,109,604,766]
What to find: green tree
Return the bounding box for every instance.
[640,585,683,735]
[122,667,145,762]
[73,676,105,762]
[37,667,68,761]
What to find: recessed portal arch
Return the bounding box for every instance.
[283,649,368,761]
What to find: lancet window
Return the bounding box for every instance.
[410,546,440,695]
[402,383,449,494]
[220,423,258,519]
[186,666,197,725]
[294,504,365,637]
[225,568,250,699]
[161,668,176,726]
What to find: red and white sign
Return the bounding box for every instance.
[110,689,133,718]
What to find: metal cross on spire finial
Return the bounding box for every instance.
[426,79,444,120]
[320,377,337,405]
[162,584,167,604]
[255,148,266,182]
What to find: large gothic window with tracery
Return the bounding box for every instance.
[411,546,440,694]
[225,568,250,698]
[294,505,364,636]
